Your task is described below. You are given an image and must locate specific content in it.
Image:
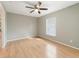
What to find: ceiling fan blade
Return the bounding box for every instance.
[38,10,41,14]
[38,1,42,6]
[30,10,35,13]
[25,6,34,9]
[39,8,48,10]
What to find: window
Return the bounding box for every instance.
[46,17,56,36]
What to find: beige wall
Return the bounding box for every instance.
[38,3,79,48]
[7,12,37,40]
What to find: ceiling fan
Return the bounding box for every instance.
[25,1,48,14]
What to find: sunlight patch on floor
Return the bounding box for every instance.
[46,44,57,58]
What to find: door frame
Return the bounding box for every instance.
[0,3,7,48]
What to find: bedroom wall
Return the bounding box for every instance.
[7,12,37,41]
[38,3,79,48]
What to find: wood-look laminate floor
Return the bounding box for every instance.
[0,37,79,58]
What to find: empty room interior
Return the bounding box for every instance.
[0,1,79,58]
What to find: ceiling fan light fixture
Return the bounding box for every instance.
[35,9,38,12]
[25,1,48,14]
[37,5,40,8]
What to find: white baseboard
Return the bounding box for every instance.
[7,35,79,50]
[38,35,79,50]
[7,36,36,42]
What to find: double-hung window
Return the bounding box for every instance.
[46,17,56,36]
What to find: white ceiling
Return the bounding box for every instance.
[1,1,79,17]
